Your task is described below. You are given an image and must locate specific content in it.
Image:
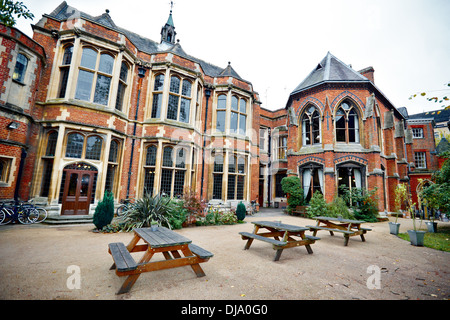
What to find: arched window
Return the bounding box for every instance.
[105,139,121,193]
[75,48,114,106]
[144,145,157,196]
[301,164,324,202]
[12,53,28,83]
[212,154,224,199]
[216,94,227,132]
[115,61,129,111]
[151,74,164,118]
[65,133,84,158]
[227,155,246,200]
[85,135,103,160]
[160,146,186,197]
[302,105,321,146]
[335,100,360,143]
[58,45,73,98]
[167,75,192,123]
[230,96,247,135]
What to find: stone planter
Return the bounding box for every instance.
[388,222,400,235]
[426,221,438,233]
[407,230,426,246]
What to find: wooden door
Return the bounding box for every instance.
[61,169,95,215]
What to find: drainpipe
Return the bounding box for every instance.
[200,87,211,201]
[14,148,27,205]
[126,66,147,199]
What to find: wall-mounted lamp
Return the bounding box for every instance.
[7,121,20,130]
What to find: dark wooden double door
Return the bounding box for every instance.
[61,167,96,215]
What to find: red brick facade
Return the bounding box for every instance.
[0,3,440,217]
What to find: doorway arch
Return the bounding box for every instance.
[60,162,98,215]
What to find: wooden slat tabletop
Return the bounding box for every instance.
[252,221,309,232]
[134,227,192,248]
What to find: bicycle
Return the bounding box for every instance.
[21,199,48,223]
[0,200,38,225]
[116,198,134,217]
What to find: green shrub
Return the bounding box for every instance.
[93,191,114,230]
[340,186,379,222]
[220,211,238,224]
[306,191,327,218]
[167,200,187,229]
[118,193,173,231]
[327,196,353,219]
[281,176,305,213]
[236,202,246,221]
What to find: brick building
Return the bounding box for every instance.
[0,2,440,218]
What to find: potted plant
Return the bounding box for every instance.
[425,210,438,233]
[151,219,158,231]
[408,208,426,246]
[390,184,407,235]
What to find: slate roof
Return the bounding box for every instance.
[43,2,247,82]
[291,52,370,95]
[407,108,450,124]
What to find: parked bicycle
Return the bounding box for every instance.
[0,200,47,225]
[116,198,134,217]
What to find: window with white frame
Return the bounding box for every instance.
[414,152,427,168]
[259,128,267,151]
[412,127,424,139]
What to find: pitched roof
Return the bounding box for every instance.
[291,52,370,95]
[407,108,450,124]
[43,2,247,82]
[218,62,242,79]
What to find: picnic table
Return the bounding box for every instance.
[239,220,320,261]
[306,216,372,246]
[108,226,213,294]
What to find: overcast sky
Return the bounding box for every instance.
[15,0,450,115]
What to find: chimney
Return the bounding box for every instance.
[358,66,375,84]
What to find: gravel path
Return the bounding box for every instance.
[0,210,448,300]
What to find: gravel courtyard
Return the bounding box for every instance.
[0,210,448,301]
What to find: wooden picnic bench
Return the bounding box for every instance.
[239,220,320,261]
[291,205,308,217]
[108,226,213,294]
[306,216,372,246]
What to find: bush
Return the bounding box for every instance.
[167,200,187,229]
[236,202,246,221]
[281,176,305,213]
[93,191,114,230]
[306,191,327,218]
[118,193,174,231]
[181,190,206,225]
[340,186,379,222]
[327,196,353,219]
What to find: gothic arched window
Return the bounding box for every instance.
[301,105,321,146]
[335,100,360,143]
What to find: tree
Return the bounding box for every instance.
[419,152,450,214]
[0,1,34,27]
[93,191,115,230]
[280,176,305,213]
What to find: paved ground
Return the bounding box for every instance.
[0,208,448,301]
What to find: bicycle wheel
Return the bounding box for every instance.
[33,207,48,223]
[116,204,127,217]
[0,207,14,225]
[18,208,39,224]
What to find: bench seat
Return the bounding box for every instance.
[306,225,355,235]
[109,242,138,272]
[188,243,214,259]
[239,232,287,247]
[304,234,321,241]
[359,227,372,231]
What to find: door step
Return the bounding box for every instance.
[44,214,94,225]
